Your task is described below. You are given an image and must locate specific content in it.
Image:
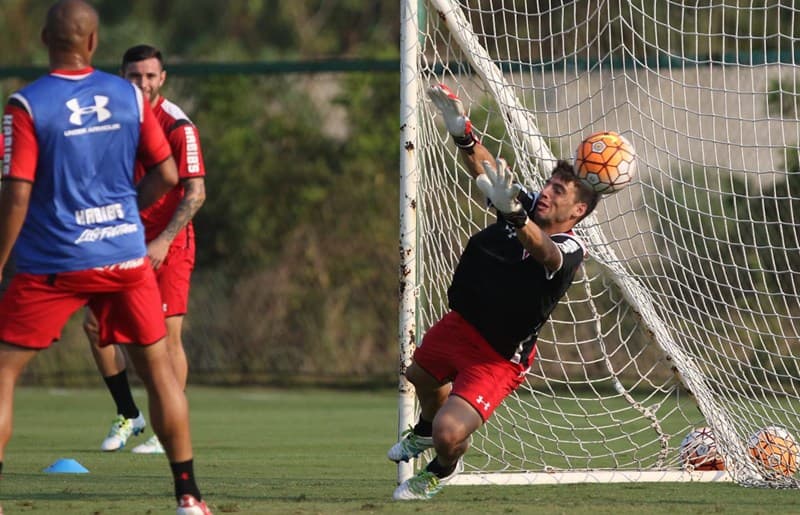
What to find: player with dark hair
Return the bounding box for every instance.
[0,2,211,514]
[389,84,600,500]
[87,43,207,455]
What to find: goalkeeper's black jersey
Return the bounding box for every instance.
[447,193,586,364]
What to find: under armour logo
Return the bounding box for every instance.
[66,96,111,126]
[476,395,491,411]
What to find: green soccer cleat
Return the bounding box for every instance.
[392,458,463,500]
[100,413,146,451]
[387,427,434,463]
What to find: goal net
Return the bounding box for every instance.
[398,0,800,488]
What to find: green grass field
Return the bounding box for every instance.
[1,387,799,514]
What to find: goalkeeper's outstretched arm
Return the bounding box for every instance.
[427,83,565,272]
[458,140,493,179]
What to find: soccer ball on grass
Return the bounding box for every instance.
[679,426,725,471]
[747,426,799,478]
[574,131,637,194]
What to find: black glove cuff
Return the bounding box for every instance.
[504,209,529,229]
[453,132,478,154]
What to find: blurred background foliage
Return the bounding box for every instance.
[1,0,403,385]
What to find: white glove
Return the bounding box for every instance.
[475,157,528,228]
[427,84,474,144]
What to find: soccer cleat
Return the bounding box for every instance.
[100,413,146,451]
[387,427,434,463]
[131,435,165,454]
[392,458,464,501]
[176,494,213,515]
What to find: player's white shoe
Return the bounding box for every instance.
[387,427,434,463]
[176,494,213,515]
[131,435,165,454]
[392,458,464,500]
[100,413,146,451]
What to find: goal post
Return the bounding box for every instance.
[398,0,800,488]
[397,0,421,484]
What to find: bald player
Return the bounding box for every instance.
[0,1,211,513]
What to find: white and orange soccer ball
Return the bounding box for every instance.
[747,426,800,478]
[679,426,726,471]
[574,131,637,194]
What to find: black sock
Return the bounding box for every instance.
[103,370,139,420]
[0,460,3,478]
[426,457,457,478]
[413,418,432,437]
[170,459,202,502]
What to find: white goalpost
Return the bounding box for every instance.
[398,0,800,488]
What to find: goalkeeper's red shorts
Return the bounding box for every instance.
[412,310,535,422]
[0,258,166,349]
[155,240,196,318]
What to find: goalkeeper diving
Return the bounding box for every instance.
[389,84,602,500]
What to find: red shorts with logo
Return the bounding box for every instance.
[413,311,535,421]
[0,259,166,349]
[155,241,195,317]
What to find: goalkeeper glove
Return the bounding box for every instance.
[427,84,478,150]
[475,157,529,229]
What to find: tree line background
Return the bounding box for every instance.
[1,0,798,387]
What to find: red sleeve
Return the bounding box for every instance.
[167,122,206,179]
[137,100,172,168]
[2,103,38,182]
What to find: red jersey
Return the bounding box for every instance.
[135,96,206,246]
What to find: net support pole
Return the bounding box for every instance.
[428,0,558,176]
[397,0,422,485]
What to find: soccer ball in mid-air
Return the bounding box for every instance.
[747,426,800,478]
[679,426,725,471]
[574,131,637,194]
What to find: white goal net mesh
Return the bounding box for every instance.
[399,0,800,487]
